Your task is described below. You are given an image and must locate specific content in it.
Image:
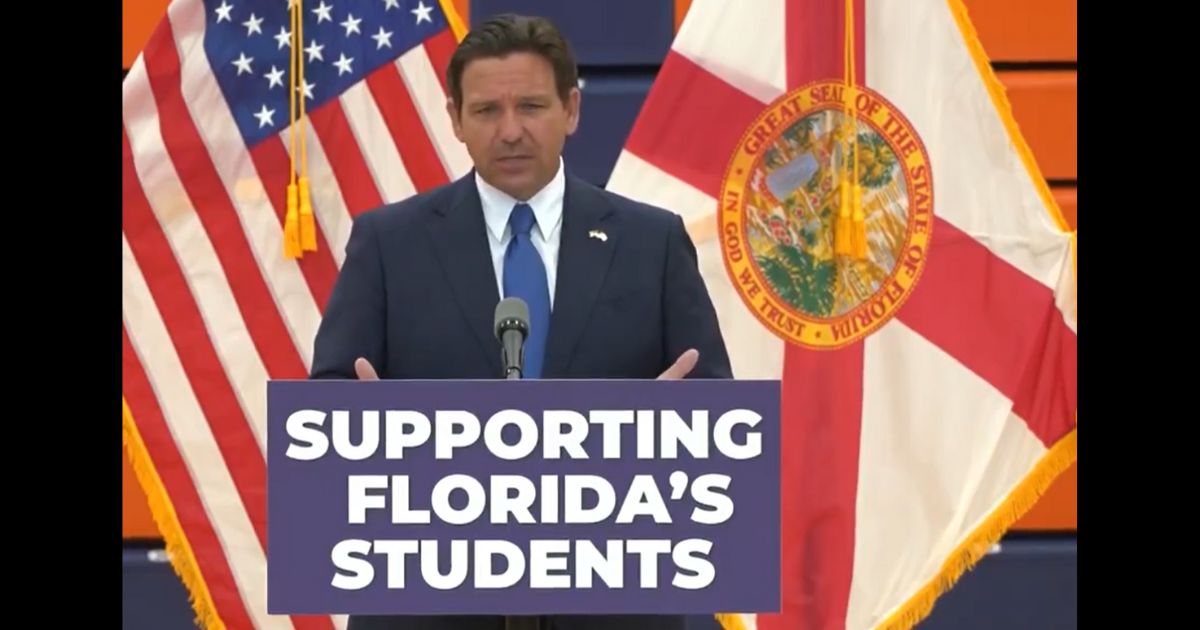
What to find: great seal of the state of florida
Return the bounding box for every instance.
[719,80,934,349]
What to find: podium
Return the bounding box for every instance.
[266,378,781,619]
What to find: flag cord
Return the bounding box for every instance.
[835,0,866,260]
[284,1,301,258]
[298,0,316,253]
[284,0,316,259]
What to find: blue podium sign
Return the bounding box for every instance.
[267,379,780,616]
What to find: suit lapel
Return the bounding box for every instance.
[424,173,503,376]
[544,176,618,376]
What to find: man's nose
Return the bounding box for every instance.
[497,109,523,143]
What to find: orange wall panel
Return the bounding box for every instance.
[450,0,469,26]
[1053,186,1077,230]
[999,70,1076,181]
[123,446,161,538]
[1013,463,1077,530]
[962,0,1076,62]
[123,0,172,68]
[122,0,168,540]
[675,0,694,32]
[673,0,1078,63]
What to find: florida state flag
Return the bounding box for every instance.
[605,1,1078,628]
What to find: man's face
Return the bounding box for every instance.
[448,52,580,201]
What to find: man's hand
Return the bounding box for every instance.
[354,357,379,380]
[658,349,699,380]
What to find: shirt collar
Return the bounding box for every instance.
[476,156,565,243]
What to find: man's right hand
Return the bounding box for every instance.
[354,357,379,380]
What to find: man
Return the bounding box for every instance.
[310,12,732,630]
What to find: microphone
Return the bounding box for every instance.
[495,297,545,630]
[493,297,530,380]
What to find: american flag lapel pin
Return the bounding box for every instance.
[588,229,608,242]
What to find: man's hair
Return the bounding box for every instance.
[446,14,578,113]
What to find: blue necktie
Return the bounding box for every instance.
[504,203,550,379]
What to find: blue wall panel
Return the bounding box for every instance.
[469,0,674,67]
[918,537,1078,630]
[465,1,667,187]
[123,548,200,629]
[564,74,654,187]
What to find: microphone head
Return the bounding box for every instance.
[493,297,530,340]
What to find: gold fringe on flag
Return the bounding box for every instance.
[714,613,750,630]
[878,2,1082,622]
[876,429,1077,630]
[946,0,1074,237]
[122,398,226,630]
[436,0,469,42]
[711,430,1076,630]
[871,4,1082,624]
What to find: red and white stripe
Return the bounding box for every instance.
[122,0,467,626]
[605,1,1078,628]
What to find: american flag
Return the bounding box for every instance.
[122,0,469,627]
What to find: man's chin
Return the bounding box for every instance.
[483,168,540,200]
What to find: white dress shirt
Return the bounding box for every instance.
[476,157,565,308]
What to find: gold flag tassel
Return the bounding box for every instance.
[835,164,853,256]
[297,0,317,252]
[283,0,302,259]
[836,0,867,260]
[847,0,867,259]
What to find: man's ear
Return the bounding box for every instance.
[565,87,581,136]
[446,97,464,142]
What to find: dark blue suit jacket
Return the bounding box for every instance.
[310,169,732,381]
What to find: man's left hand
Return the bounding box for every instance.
[658,349,699,380]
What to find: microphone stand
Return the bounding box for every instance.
[501,338,540,630]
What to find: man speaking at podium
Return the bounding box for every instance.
[309,12,732,630]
